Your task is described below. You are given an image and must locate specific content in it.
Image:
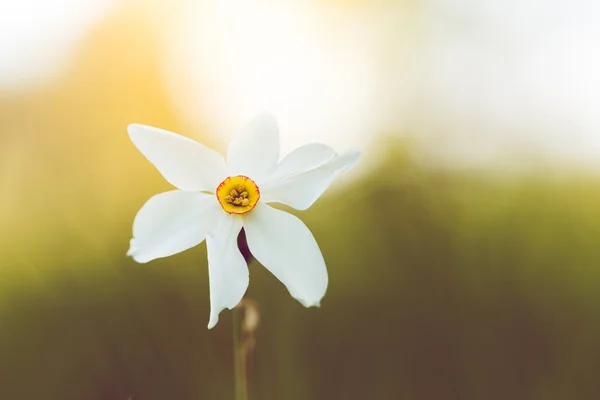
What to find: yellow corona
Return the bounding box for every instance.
[216,175,260,215]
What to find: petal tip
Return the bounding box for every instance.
[207,313,220,329]
[296,295,324,308]
[127,242,151,264]
[348,148,362,157]
[127,123,144,136]
[249,111,279,133]
[129,254,150,264]
[126,239,137,257]
[340,149,361,172]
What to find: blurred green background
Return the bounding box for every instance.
[2,1,600,399]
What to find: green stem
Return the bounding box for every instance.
[233,306,248,400]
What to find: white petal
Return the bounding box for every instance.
[244,203,328,307]
[128,124,228,191]
[260,149,361,210]
[206,215,248,329]
[128,191,221,263]
[266,143,336,182]
[226,112,280,182]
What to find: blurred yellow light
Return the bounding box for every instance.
[168,0,375,154]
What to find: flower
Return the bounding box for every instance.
[127,112,360,328]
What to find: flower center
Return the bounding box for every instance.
[216,175,260,215]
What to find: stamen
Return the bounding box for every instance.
[216,175,260,215]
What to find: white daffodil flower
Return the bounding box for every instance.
[127,112,360,328]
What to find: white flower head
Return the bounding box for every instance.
[127,112,360,328]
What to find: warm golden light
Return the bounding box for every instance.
[168,0,376,154]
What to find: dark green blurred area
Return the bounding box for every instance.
[2,149,600,399]
[2,6,600,400]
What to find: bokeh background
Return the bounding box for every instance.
[2,0,600,399]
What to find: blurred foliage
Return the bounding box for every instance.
[2,4,600,400]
